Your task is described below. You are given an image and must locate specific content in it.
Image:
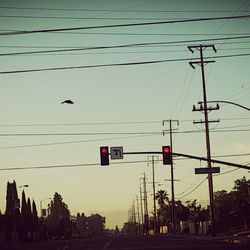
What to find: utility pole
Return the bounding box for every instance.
[136,195,141,234]
[139,185,144,234]
[188,44,217,236]
[142,173,149,235]
[148,155,158,234]
[132,200,137,235]
[162,119,179,234]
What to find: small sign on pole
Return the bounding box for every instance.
[195,167,220,175]
[110,147,123,159]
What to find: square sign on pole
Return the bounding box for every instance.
[110,147,123,160]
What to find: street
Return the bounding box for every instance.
[1,235,249,250]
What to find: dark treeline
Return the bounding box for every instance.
[0,185,105,242]
[123,176,250,235]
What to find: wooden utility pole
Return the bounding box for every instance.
[188,44,217,236]
[142,173,149,234]
[139,186,144,234]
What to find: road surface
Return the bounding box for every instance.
[0,234,249,250]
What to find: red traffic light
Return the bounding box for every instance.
[163,147,170,153]
[100,146,109,166]
[162,146,172,165]
[101,147,108,154]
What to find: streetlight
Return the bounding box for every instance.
[40,198,52,217]
[198,100,250,111]
[17,184,29,188]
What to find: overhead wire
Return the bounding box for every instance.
[0,52,250,75]
[1,39,249,54]
[176,177,208,199]
[0,117,249,127]
[0,158,249,172]
[1,35,250,57]
[0,160,148,171]
[0,6,250,13]
[1,15,237,21]
[0,15,250,36]
[0,134,156,150]
[0,128,250,137]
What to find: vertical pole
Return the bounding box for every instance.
[139,186,144,234]
[136,195,141,234]
[163,119,178,234]
[133,200,137,235]
[169,120,175,234]
[199,46,215,236]
[143,173,149,235]
[152,156,157,234]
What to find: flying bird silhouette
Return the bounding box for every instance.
[61,100,74,104]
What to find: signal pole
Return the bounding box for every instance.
[162,119,179,233]
[188,44,217,236]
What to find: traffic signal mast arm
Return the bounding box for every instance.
[122,151,250,170]
[100,147,250,170]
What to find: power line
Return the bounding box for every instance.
[0,121,161,127]
[176,177,208,199]
[0,132,160,136]
[1,40,250,50]
[0,15,232,21]
[2,47,250,58]
[0,6,249,13]
[214,168,240,176]
[0,158,249,172]
[0,15,250,36]
[0,117,249,127]
[0,52,250,75]
[0,128,249,137]
[175,128,250,134]
[4,32,249,36]
[0,160,146,171]
[0,134,156,150]
[1,36,250,57]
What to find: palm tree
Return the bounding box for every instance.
[155,190,170,231]
[155,190,169,209]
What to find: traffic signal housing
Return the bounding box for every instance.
[162,146,172,165]
[100,146,109,166]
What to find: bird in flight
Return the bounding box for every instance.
[61,99,74,104]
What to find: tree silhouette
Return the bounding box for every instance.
[46,192,71,238]
[155,190,169,208]
[32,200,39,232]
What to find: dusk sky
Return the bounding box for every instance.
[0,0,249,229]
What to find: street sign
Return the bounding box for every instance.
[110,147,123,159]
[195,167,220,175]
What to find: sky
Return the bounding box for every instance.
[0,0,249,229]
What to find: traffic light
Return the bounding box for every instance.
[162,146,172,165]
[100,146,109,166]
